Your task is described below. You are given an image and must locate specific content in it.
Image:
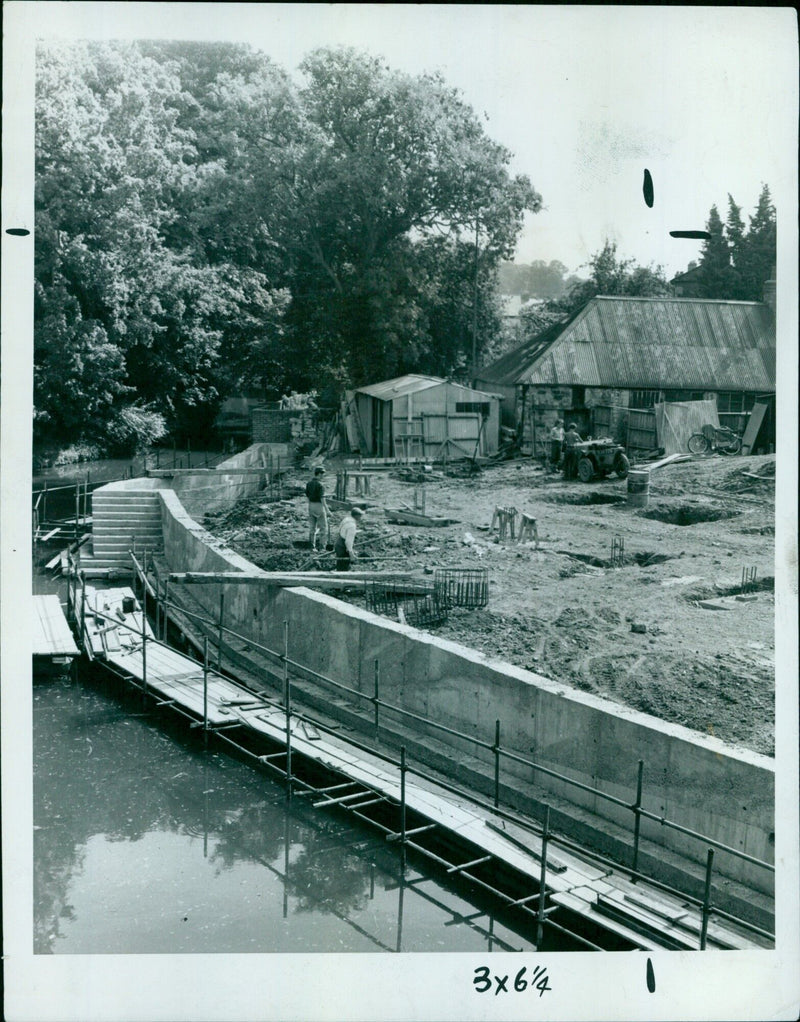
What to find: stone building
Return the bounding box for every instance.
[474,293,776,457]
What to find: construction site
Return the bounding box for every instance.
[203,450,776,757]
[33,431,778,953]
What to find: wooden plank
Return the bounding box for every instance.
[645,453,692,471]
[145,467,270,477]
[168,570,413,585]
[384,509,455,527]
[740,401,768,454]
[32,596,80,657]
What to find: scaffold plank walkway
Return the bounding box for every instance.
[75,584,770,954]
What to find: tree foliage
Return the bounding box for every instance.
[498,260,571,300]
[691,185,776,300]
[35,41,541,447]
[512,241,672,348]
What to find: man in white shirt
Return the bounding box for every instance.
[549,419,564,469]
[334,507,364,571]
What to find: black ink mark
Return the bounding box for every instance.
[643,169,654,208]
[646,957,656,992]
[669,230,711,240]
[5,228,31,236]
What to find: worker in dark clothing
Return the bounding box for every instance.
[562,422,582,479]
[305,466,328,552]
[334,507,364,571]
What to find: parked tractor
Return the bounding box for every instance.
[574,439,630,482]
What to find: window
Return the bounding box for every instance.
[629,390,660,409]
[716,392,756,413]
[455,402,490,417]
[663,390,705,402]
[572,386,586,407]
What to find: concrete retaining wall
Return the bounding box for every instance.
[158,482,775,893]
[95,445,273,521]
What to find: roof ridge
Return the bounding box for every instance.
[593,294,765,306]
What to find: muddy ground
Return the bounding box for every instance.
[203,453,777,756]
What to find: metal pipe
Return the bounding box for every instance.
[536,805,550,946]
[284,620,292,800]
[493,719,501,808]
[155,587,774,877]
[400,746,407,870]
[636,806,774,871]
[203,637,209,746]
[141,583,148,708]
[79,572,87,651]
[631,759,644,882]
[374,659,380,739]
[700,849,714,949]
[217,592,225,672]
[162,579,169,642]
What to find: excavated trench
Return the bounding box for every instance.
[542,492,626,506]
[559,550,674,569]
[638,504,741,526]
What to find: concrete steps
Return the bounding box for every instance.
[90,489,164,566]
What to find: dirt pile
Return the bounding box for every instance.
[202,454,777,755]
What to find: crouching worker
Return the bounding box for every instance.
[334,507,364,571]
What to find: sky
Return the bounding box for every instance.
[13,2,799,279]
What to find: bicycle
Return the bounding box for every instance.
[687,423,742,456]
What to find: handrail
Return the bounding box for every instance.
[131,557,775,879]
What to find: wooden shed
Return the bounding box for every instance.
[349,375,501,459]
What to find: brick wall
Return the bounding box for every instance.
[251,408,293,443]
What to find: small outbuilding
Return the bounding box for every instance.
[347,374,502,459]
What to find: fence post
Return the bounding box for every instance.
[79,572,87,652]
[141,582,148,708]
[43,480,48,523]
[700,849,714,949]
[162,579,169,642]
[374,659,380,739]
[631,759,644,882]
[74,483,80,541]
[217,592,225,672]
[400,746,407,870]
[203,636,209,747]
[536,805,550,947]
[493,719,501,808]
[284,620,292,800]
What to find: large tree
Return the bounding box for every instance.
[250,47,541,385]
[688,186,775,301]
[35,41,287,446]
[35,41,540,447]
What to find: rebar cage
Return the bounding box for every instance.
[364,578,448,626]
[433,567,489,609]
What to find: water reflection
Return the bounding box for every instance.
[34,669,537,954]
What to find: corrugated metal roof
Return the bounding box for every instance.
[355,374,444,400]
[355,375,501,402]
[479,296,775,391]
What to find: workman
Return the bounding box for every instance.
[549,419,564,469]
[334,507,364,571]
[305,466,329,552]
[562,422,582,479]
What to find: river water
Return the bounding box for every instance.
[33,659,541,955]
